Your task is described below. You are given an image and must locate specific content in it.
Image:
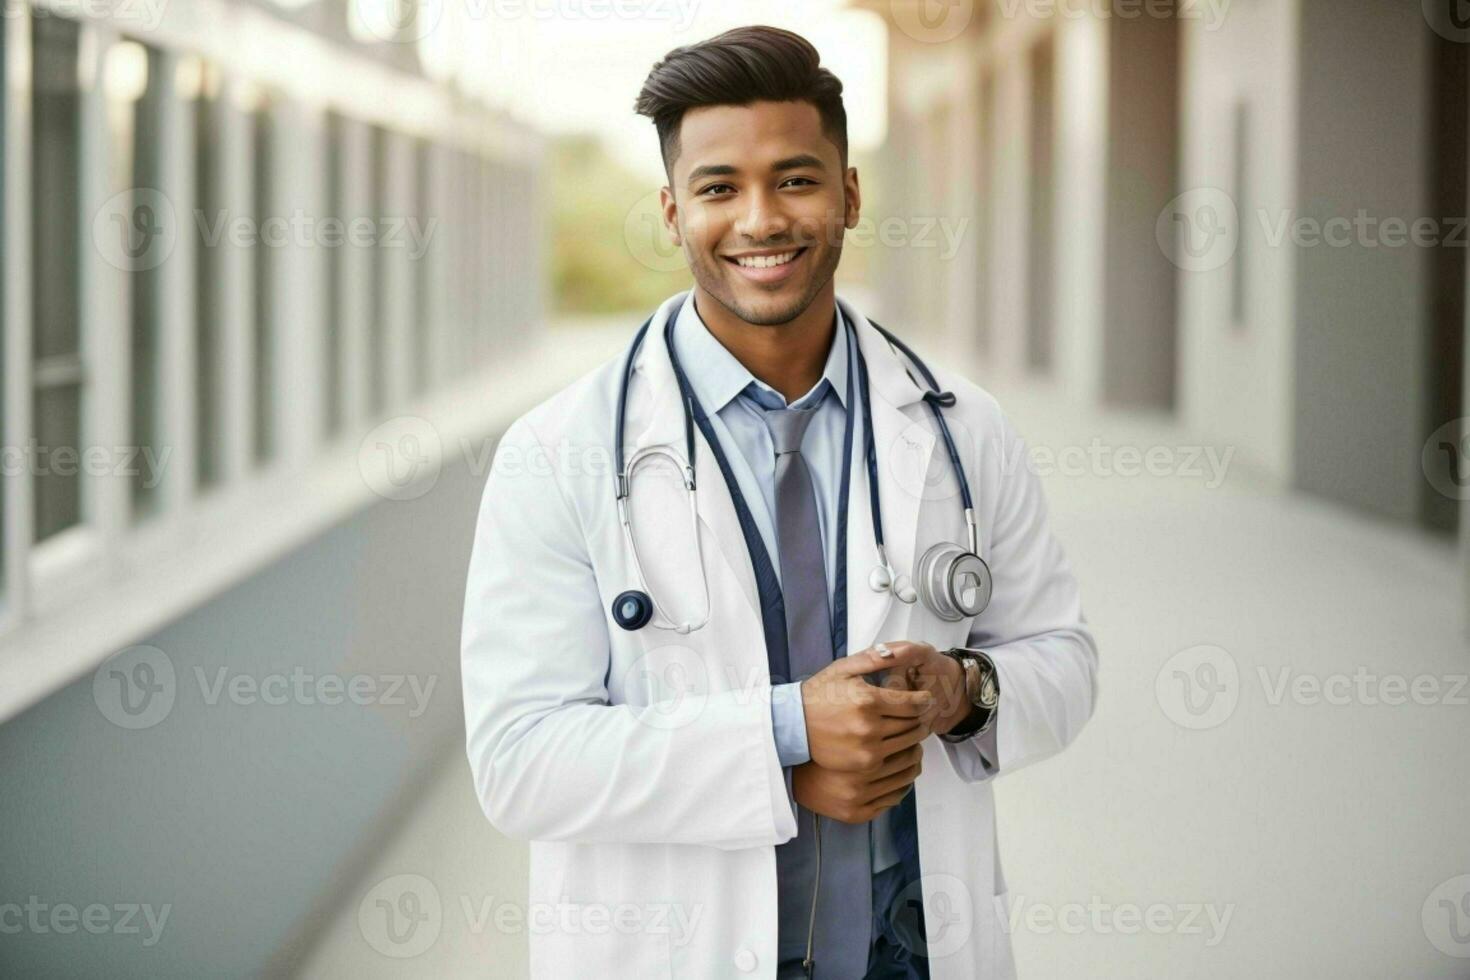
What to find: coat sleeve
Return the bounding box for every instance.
[939,411,1100,783]
[461,415,798,849]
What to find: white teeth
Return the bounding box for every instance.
[735,250,799,269]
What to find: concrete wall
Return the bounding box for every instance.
[1177,0,1301,484]
[880,10,1114,403]
[1051,14,1109,404]
[0,437,494,977]
[1100,9,1181,410]
[1292,0,1433,520]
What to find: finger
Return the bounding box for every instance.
[863,783,915,815]
[868,685,935,717]
[861,763,922,804]
[830,641,933,677]
[869,641,935,671]
[876,714,928,738]
[830,647,905,677]
[876,670,909,691]
[869,741,923,776]
[847,742,920,780]
[879,722,930,754]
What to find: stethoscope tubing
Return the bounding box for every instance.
[612,303,980,630]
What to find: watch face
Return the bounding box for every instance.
[964,658,985,705]
[962,651,998,708]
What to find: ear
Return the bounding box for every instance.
[659,185,682,246]
[843,166,862,230]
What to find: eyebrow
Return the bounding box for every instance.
[685,154,828,188]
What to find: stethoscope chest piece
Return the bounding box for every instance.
[611,590,654,631]
[914,542,993,621]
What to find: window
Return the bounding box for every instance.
[367,124,388,415]
[412,136,432,398]
[251,98,275,465]
[324,111,346,437]
[102,38,167,521]
[1230,99,1249,328]
[31,15,83,543]
[191,59,224,490]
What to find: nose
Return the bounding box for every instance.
[732,187,792,243]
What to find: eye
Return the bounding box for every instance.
[781,176,818,188]
[698,183,735,197]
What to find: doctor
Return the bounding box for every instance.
[461,25,1098,980]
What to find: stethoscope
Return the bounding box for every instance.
[610,306,993,634]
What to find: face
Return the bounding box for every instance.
[660,100,861,327]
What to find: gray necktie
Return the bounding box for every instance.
[766,402,873,979]
[765,405,832,682]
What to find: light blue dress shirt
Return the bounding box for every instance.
[671,293,903,872]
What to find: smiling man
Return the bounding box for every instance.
[461,25,1098,980]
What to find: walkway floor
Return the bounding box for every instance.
[296,331,1470,979]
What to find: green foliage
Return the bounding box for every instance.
[550,134,691,315]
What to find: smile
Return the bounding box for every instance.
[723,247,809,283]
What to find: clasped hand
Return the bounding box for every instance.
[791,641,971,824]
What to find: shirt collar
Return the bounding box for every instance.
[671,291,850,416]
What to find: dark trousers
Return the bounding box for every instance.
[776,858,931,980]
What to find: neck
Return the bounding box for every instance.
[691,284,837,404]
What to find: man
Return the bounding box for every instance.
[461,25,1098,980]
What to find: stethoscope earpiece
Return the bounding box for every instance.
[868,561,919,605]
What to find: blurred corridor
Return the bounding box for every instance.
[1,0,1468,977]
[287,328,1470,979]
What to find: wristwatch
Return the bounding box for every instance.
[939,647,999,742]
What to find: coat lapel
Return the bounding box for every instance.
[840,298,937,654]
[623,291,939,658]
[624,293,762,620]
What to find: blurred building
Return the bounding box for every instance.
[0,1,554,975]
[856,0,1468,554]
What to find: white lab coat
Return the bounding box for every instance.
[461,291,1099,979]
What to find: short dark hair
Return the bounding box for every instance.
[633,25,849,180]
